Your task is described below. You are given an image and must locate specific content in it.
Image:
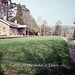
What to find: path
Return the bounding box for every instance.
[62,37,75,63]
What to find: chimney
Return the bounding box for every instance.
[4,16,7,20]
[15,20,17,23]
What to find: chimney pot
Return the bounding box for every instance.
[15,20,17,23]
[4,16,7,20]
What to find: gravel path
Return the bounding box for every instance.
[62,37,75,63]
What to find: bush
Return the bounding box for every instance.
[2,34,7,36]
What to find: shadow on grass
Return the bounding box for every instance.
[0,52,4,75]
[35,66,75,75]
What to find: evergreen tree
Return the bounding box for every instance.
[13,4,24,25]
[31,19,39,33]
[13,16,24,25]
[17,4,22,16]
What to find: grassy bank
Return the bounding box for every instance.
[0,36,74,75]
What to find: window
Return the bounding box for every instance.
[3,27,6,32]
[3,27,5,29]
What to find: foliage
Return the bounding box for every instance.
[13,16,24,25]
[0,36,74,75]
[16,4,39,34]
[21,10,39,34]
[12,4,24,25]
[30,19,39,33]
[17,4,22,17]
[2,34,7,36]
[29,18,39,34]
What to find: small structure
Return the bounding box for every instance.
[0,19,29,36]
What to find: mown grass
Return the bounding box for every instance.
[0,36,74,75]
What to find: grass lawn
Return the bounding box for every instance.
[0,36,75,75]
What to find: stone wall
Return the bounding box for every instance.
[0,21,10,35]
[10,27,18,35]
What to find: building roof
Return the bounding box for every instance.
[0,19,29,28]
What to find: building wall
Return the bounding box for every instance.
[0,21,26,36]
[10,27,18,35]
[0,21,10,35]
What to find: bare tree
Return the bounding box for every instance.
[42,20,47,36]
[55,20,62,36]
[64,30,66,37]
[37,16,42,36]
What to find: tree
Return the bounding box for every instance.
[21,7,39,35]
[73,22,75,39]
[45,26,51,36]
[42,20,47,36]
[37,16,43,36]
[13,3,39,34]
[12,4,24,25]
[31,19,39,33]
[64,31,66,37]
[37,17,51,36]
[17,4,22,16]
[13,16,24,25]
[73,29,75,39]
[55,20,62,36]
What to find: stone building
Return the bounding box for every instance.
[0,19,29,36]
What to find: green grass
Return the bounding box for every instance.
[0,36,74,75]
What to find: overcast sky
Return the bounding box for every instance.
[12,0,75,27]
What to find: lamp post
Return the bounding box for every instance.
[73,22,75,39]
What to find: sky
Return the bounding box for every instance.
[12,0,75,27]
